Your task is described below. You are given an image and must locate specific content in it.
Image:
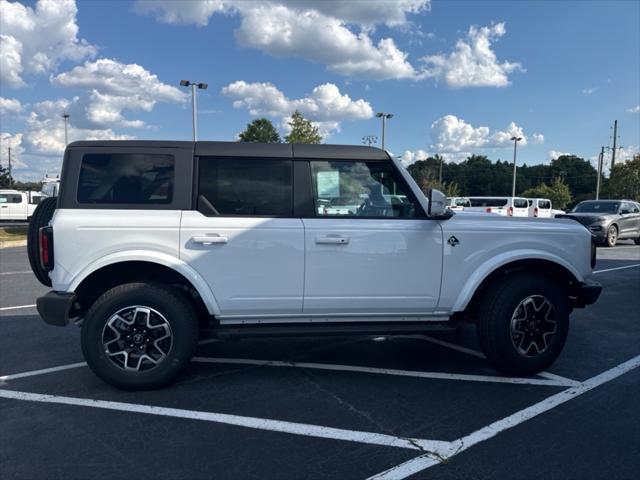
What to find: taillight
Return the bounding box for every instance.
[39,226,54,271]
[591,238,597,268]
[508,206,513,216]
[534,207,538,217]
[485,207,492,213]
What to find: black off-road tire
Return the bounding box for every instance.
[477,273,569,376]
[81,282,199,390]
[27,197,57,287]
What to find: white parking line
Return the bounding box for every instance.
[0,270,31,275]
[0,388,450,452]
[0,304,36,311]
[0,362,86,382]
[193,357,577,387]
[367,353,640,479]
[593,264,640,274]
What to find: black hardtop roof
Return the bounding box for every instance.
[67,140,389,160]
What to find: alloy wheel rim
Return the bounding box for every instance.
[510,295,557,357]
[608,228,617,245]
[101,305,173,372]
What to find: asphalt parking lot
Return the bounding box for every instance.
[1,242,639,480]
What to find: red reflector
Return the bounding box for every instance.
[485,207,492,213]
[508,206,513,216]
[39,227,53,270]
[534,207,538,217]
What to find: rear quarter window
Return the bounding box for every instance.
[77,153,174,204]
[513,199,528,208]
[538,200,551,209]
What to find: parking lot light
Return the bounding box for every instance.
[376,112,393,150]
[180,80,208,141]
[511,136,523,197]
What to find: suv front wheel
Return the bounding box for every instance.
[81,282,198,390]
[477,273,569,375]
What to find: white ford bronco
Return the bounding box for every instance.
[29,141,601,389]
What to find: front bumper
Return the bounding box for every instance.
[36,291,76,326]
[570,279,602,308]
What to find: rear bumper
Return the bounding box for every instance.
[36,291,76,326]
[570,280,602,308]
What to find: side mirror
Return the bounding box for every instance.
[427,188,447,217]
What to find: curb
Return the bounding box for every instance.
[0,239,27,249]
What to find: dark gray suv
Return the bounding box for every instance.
[560,200,640,247]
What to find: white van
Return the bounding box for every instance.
[0,190,45,220]
[527,198,553,218]
[467,196,530,217]
[446,197,471,211]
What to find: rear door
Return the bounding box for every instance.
[512,197,529,217]
[619,202,640,237]
[301,158,443,315]
[180,145,304,318]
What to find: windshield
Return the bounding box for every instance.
[573,201,619,214]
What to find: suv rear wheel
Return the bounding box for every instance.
[477,273,569,375]
[81,282,198,390]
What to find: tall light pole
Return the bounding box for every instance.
[62,113,70,146]
[7,145,12,188]
[510,136,522,197]
[180,80,208,141]
[376,112,393,150]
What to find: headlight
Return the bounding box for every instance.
[589,225,603,231]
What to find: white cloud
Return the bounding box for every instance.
[234,3,417,80]
[531,132,544,144]
[398,149,430,166]
[222,81,373,137]
[582,87,598,95]
[0,0,96,87]
[419,23,523,88]
[0,132,28,169]
[430,115,535,153]
[134,0,429,28]
[134,2,519,86]
[548,150,571,162]
[51,58,187,129]
[0,97,22,114]
[627,105,640,113]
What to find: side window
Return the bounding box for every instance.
[539,200,551,209]
[633,203,640,213]
[0,195,7,203]
[77,153,174,204]
[310,160,422,218]
[198,157,293,216]
[513,198,528,209]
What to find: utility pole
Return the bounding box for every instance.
[610,120,618,172]
[376,112,393,150]
[510,136,523,197]
[7,146,12,188]
[596,146,604,200]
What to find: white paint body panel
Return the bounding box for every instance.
[438,212,592,312]
[180,212,304,316]
[50,201,593,320]
[302,218,443,314]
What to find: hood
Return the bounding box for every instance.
[556,213,611,226]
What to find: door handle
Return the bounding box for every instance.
[192,235,228,245]
[316,235,349,245]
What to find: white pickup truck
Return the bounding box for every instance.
[29,141,601,389]
[0,189,46,221]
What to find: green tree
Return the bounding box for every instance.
[284,110,322,144]
[0,165,13,188]
[521,176,572,209]
[238,118,281,143]
[549,155,597,200]
[604,154,640,201]
[13,181,43,191]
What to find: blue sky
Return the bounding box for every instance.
[1,0,638,180]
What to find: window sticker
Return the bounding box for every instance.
[317,170,340,198]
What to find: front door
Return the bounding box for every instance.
[180,156,304,318]
[302,159,443,315]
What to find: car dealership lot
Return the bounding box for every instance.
[1,243,639,480]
